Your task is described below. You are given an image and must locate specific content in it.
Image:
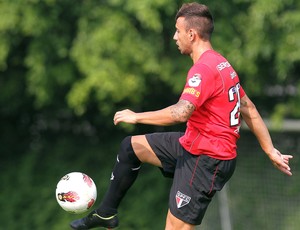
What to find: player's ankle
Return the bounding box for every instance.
[96,208,117,218]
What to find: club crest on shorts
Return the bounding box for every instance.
[176,191,191,208]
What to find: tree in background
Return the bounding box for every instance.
[0,0,299,132]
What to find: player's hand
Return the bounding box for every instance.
[113,109,137,125]
[269,148,293,176]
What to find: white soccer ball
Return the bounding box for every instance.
[56,172,97,214]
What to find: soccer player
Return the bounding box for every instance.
[70,2,293,230]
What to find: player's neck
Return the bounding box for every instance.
[190,41,213,63]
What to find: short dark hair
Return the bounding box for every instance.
[175,3,214,41]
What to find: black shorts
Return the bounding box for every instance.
[145,132,236,225]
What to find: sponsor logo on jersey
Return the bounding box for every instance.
[230,71,237,79]
[183,87,200,97]
[217,61,231,71]
[176,191,191,208]
[188,74,201,87]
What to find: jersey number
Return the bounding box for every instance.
[228,83,241,126]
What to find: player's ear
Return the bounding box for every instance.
[188,29,196,41]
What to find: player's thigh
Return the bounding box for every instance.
[165,209,195,230]
[131,135,162,167]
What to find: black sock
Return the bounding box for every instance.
[96,136,141,217]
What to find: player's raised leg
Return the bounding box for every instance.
[131,135,162,167]
[70,135,162,229]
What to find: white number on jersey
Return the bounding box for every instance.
[228,83,241,127]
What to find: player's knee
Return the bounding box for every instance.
[119,136,141,166]
[166,210,195,230]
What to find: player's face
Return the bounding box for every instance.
[173,17,192,55]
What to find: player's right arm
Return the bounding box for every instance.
[113,99,195,126]
[240,94,293,176]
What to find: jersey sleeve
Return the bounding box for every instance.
[239,84,246,98]
[179,64,215,109]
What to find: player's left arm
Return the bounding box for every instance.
[240,94,293,176]
[113,99,195,126]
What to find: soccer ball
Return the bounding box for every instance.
[55,172,97,214]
